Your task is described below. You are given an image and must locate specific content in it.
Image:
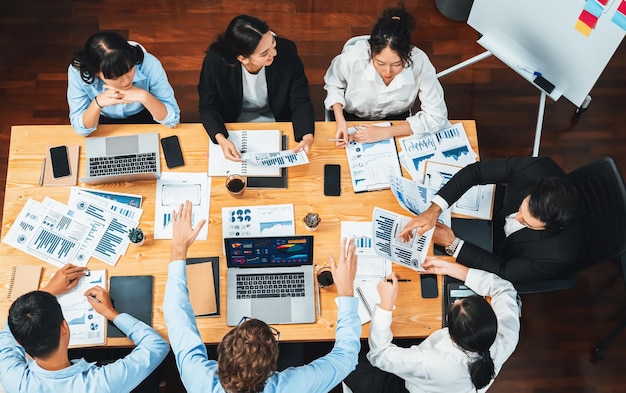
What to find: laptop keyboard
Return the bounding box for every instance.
[88,153,157,177]
[236,272,306,299]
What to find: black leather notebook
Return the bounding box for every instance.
[107,275,154,338]
[247,135,288,189]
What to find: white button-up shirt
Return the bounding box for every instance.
[367,268,521,393]
[324,39,450,136]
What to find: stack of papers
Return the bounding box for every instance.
[393,123,494,220]
[2,188,143,267]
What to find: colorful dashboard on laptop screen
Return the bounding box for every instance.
[225,236,313,267]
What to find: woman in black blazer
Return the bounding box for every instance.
[199,15,315,161]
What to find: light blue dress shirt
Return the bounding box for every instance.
[0,313,170,393]
[67,45,180,136]
[164,260,361,393]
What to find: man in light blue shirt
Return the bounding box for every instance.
[164,200,361,393]
[0,264,169,393]
[67,31,180,136]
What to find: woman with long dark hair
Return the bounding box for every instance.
[324,5,450,146]
[344,257,520,392]
[68,31,179,136]
[199,15,315,161]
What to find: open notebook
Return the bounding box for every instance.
[208,130,281,177]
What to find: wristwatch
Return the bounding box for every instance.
[444,237,461,256]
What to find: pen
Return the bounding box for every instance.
[517,65,542,77]
[316,285,322,316]
[87,295,101,303]
[326,138,345,142]
[39,158,46,186]
[386,279,412,282]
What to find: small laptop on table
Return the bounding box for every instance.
[224,235,316,326]
[81,133,161,185]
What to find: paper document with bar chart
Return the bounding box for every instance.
[372,207,434,271]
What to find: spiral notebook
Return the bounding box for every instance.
[208,130,281,177]
[7,265,42,301]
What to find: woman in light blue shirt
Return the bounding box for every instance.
[67,31,180,136]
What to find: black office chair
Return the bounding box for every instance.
[514,157,626,295]
[510,157,626,362]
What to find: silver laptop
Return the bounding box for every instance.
[225,235,316,326]
[81,133,161,185]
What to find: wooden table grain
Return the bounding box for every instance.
[0,120,478,346]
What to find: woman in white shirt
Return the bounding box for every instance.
[343,257,521,393]
[324,5,450,146]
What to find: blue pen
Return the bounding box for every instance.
[517,64,542,77]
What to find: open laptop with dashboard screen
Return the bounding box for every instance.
[224,235,316,326]
[81,133,161,185]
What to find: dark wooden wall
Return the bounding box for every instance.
[1,1,625,392]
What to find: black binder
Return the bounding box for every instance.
[247,135,288,189]
[107,275,154,338]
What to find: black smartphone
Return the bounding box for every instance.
[161,135,185,168]
[323,164,341,196]
[49,145,71,178]
[420,274,438,298]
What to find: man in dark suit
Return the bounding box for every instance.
[399,157,583,284]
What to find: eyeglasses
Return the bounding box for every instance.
[238,316,280,343]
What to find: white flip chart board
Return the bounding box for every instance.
[468,0,626,107]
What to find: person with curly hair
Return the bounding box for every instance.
[164,201,361,393]
[324,4,450,146]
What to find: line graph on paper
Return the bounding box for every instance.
[346,137,401,193]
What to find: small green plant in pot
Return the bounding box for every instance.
[303,212,321,231]
[128,227,145,246]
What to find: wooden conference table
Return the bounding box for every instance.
[0,120,478,346]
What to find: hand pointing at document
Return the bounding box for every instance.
[397,203,443,242]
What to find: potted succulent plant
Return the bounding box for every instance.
[303,212,321,231]
[128,227,145,246]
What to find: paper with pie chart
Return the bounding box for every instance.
[56,269,107,348]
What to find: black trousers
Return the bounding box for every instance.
[99,108,156,125]
[343,341,410,393]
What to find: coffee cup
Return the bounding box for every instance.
[226,174,246,197]
[316,267,334,288]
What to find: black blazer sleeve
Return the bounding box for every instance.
[457,216,583,283]
[198,51,242,144]
[266,37,315,141]
[437,157,565,213]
